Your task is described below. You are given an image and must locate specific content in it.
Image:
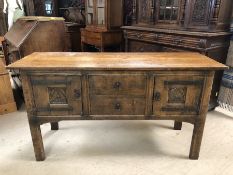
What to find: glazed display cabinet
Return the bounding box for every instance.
[123,0,233,109]
[81,0,123,51]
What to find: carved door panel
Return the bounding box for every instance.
[187,0,214,29]
[137,0,153,25]
[31,75,82,116]
[153,75,204,116]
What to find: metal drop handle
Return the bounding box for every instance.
[74,89,81,99]
[154,92,161,101]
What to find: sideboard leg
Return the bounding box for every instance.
[29,122,45,161]
[189,120,205,160]
[174,121,182,130]
[51,122,59,130]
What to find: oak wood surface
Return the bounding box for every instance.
[9,52,225,160]
[7,52,227,71]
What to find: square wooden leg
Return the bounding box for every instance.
[174,121,182,130]
[51,122,59,130]
[29,121,45,161]
[189,120,205,160]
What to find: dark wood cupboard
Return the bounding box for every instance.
[81,0,123,51]
[123,0,233,109]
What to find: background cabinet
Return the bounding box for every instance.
[130,0,233,32]
[123,0,233,109]
[81,0,123,51]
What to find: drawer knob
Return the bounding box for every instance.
[154,92,161,101]
[115,103,121,111]
[74,89,81,99]
[113,81,121,89]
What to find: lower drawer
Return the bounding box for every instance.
[90,96,146,115]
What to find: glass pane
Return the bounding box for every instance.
[160,0,166,6]
[97,0,105,7]
[87,0,94,25]
[45,0,53,15]
[173,0,179,7]
[171,9,178,20]
[159,9,165,20]
[88,0,93,7]
[165,9,171,20]
[97,7,105,25]
[166,0,173,6]
[87,13,93,24]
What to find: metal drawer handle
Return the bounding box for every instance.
[154,92,161,101]
[115,103,121,111]
[74,89,81,99]
[113,81,121,89]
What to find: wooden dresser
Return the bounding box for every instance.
[7,52,226,161]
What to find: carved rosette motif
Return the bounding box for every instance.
[168,87,187,103]
[48,87,68,104]
[192,0,209,22]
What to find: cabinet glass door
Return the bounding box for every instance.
[158,0,180,22]
[87,0,94,25]
[96,0,105,25]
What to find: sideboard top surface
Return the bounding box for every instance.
[7,52,227,71]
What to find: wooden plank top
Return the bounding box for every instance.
[7,52,227,71]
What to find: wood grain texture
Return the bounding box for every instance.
[7,52,227,71]
[10,52,225,160]
[0,60,17,115]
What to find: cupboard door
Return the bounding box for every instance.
[137,0,153,25]
[153,75,204,116]
[31,75,82,116]
[187,0,213,28]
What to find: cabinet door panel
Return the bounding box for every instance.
[137,0,152,25]
[31,75,82,116]
[153,75,204,116]
[188,0,213,28]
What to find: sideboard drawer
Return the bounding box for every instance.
[89,74,147,96]
[30,75,82,116]
[153,75,204,116]
[90,96,146,115]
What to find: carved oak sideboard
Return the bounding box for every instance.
[7,52,226,161]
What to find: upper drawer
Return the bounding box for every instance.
[125,31,208,49]
[88,74,147,96]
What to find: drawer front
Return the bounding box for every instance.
[90,96,146,115]
[31,75,82,116]
[153,75,204,116]
[126,31,208,50]
[128,40,162,52]
[81,30,101,46]
[89,74,147,96]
